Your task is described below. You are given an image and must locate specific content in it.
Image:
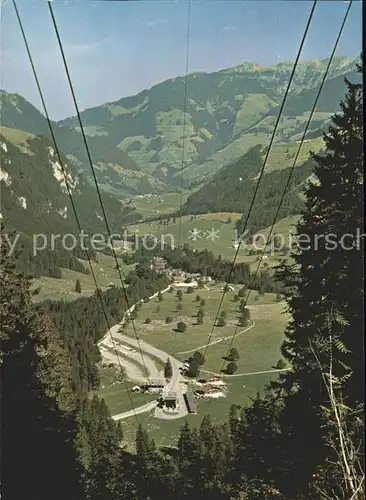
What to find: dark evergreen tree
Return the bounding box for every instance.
[0,238,85,500]
[135,423,156,459]
[164,358,173,379]
[276,69,363,494]
[217,317,226,327]
[228,347,240,361]
[225,361,238,374]
[192,351,205,366]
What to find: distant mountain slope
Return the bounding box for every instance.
[0,91,163,197]
[180,142,318,235]
[0,126,136,277]
[60,56,357,184]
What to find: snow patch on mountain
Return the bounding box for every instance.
[18,196,27,209]
[0,167,11,186]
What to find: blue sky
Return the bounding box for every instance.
[1,0,362,120]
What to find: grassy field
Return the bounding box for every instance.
[123,288,287,365]
[0,125,35,154]
[263,137,324,173]
[123,287,283,356]
[130,190,193,218]
[127,212,294,269]
[107,288,289,450]
[97,366,156,415]
[32,252,130,302]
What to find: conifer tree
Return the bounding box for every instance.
[0,234,85,500]
[135,423,156,458]
[277,68,363,493]
[164,358,173,379]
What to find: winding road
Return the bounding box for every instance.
[103,326,188,420]
[99,285,189,420]
[98,289,287,421]
[175,320,255,355]
[112,401,158,421]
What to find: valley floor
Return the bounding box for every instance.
[98,285,289,450]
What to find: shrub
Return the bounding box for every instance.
[145,317,151,324]
[217,317,226,327]
[177,321,187,333]
[228,347,240,361]
[165,316,173,324]
[275,359,287,369]
[226,361,238,374]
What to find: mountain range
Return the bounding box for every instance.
[60,56,358,187]
[0,55,360,277]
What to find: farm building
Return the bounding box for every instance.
[145,379,165,388]
[164,392,177,409]
[184,391,197,414]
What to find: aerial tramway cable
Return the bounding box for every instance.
[200,0,320,364]
[12,0,141,425]
[178,0,191,248]
[47,1,150,380]
[206,0,354,413]
[173,0,191,358]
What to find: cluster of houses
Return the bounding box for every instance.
[150,257,213,287]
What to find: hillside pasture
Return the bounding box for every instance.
[32,251,129,302]
[127,212,294,269]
